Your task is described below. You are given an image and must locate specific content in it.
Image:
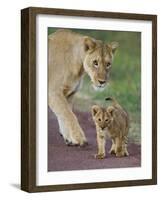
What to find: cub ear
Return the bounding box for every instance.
[84,37,96,51]
[107,106,115,116]
[107,42,119,54]
[91,105,101,117]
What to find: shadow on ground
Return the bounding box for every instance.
[48,107,141,171]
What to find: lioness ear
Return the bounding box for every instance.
[107,42,119,54]
[91,105,101,117]
[84,37,96,51]
[107,106,115,116]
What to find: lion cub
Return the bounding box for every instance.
[91,97,129,159]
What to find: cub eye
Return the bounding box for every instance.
[106,62,111,68]
[98,118,101,121]
[93,60,98,68]
[105,119,108,122]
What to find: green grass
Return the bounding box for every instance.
[48,28,141,144]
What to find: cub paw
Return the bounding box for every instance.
[94,153,105,159]
[109,149,116,155]
[116,151,124,157]
[124,151,129,156]
[116,151,129,157]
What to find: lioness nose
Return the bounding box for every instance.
[98,80,106,85]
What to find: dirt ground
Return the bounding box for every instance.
[48,107,141,172]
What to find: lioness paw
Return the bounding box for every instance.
[80,140,88,147]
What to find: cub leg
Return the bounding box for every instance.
[95,133,106,159]
[123,144,129,156]
[49,92,87,146]
[115,136,124,157]
[109,139,116,154]
[122,137,129,156]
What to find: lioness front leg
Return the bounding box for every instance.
[95,134,106,159]
[49,92,87,146]
[57,117,71,144]
[57,93,75,142]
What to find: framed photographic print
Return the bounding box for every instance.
[21,7,157,192]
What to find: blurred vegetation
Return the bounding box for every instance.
[48,28,141,144]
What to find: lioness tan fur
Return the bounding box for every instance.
[92,97,129,158]
[49,29,119,146]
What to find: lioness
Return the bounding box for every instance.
[49,29,119,146]
[91,97,129,158]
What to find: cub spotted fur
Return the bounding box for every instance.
[91,97,129,159]
[49,29,119,146]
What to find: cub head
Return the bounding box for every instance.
[91,105,115,130]
[83,37,119,90]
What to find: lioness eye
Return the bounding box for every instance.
[105,119,108,122]
[93,60,98,67]
[98,118,101,121]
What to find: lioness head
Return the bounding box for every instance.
[91,105,115,130]
[83,37,119,90]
